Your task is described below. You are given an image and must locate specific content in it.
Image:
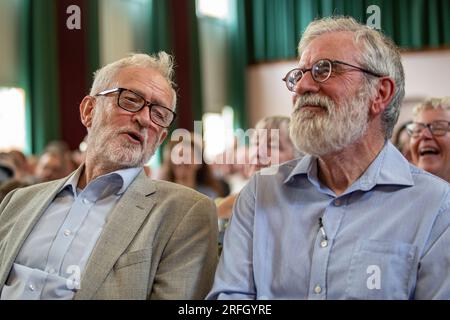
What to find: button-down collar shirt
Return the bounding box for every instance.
[1,166,141,300]
[207,142,450,299]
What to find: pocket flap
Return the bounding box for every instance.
[114,247,152,270]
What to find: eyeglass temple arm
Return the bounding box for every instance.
[95,88,120,96]
[334,61,384,77]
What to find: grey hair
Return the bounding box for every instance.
[89,52,177,109]
[413,97,450,116]
[254,115,303,158]
[298,16,405,139]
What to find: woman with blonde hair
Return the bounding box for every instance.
[407,97,450,182]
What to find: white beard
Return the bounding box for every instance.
[289,89,370,157]
[87,106,157,168]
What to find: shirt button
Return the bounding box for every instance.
[314,285,322,294]
[82,198,90,205]
[48,268,55,274]
[28,284,35,291]
[64,229,71,236]
[334,199,342,206]
[320,240,328,248]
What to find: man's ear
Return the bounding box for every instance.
[370,77,395,117]
[80,96,96,128]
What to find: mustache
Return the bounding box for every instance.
[118,127,148,142]
[293,94,335,113]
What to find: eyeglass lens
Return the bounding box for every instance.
[408,121,450,137]
[118,89,174,127]
[285,60,333,91]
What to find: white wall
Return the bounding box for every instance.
[246,50,450,132]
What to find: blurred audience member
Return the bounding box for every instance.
[7,150,34,181]
[0,154,14,184]
[212,141,248,195]
[408,97,450,182]
[35,150,67,182]
[246,115,302,178]
[45,140,77,175]
[393,121,412,162]
[218,116,302,220]
[160,133,227,199]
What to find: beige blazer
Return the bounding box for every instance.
[0,169,218,299]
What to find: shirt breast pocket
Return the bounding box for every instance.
[345,240,418,300]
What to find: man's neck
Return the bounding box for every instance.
[317,134,386,196]
[77,156,124,190]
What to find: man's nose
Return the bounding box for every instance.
[133,106,153,128]
[294,71,320,95]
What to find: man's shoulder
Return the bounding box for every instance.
[143,180,216,224]
[408,163,450,192]
[5,178,64,200]
[151,179,215,203]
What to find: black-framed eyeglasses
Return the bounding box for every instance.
[406,120,450,138]
[282,59,386,92]
[95,87,176,128]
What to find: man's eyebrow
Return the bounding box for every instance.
[129,88,167,106]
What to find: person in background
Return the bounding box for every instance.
[0,52,218,300]
[408,97,450,182]
[159,132,228,199]
[0,154,15,185]
[45,141,78,176]
[217,115,302,220]
[35,149,67,183]
[7,150,34,182]
[208,16,450,300]
[215,115,302,254]
[393,121,412,162]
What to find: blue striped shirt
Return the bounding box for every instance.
[207,142,450,299]
[1,166,141,299]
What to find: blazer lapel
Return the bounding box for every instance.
[75,171,156,299]
[0,177,69,287]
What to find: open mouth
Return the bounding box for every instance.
[124,131,144,144]
[419,147,440,156]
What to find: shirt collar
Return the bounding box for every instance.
[284,141,414,193]
[60,165,142,199]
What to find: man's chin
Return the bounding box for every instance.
[103,151,148,169]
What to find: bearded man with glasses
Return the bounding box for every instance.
[208,17,450,300]
[0,53,218,300]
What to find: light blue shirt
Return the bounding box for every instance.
[207,142,450,300]
[1,166,141,300]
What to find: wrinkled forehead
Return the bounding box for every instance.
[115,66,174,106]
[299,31,361,67]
